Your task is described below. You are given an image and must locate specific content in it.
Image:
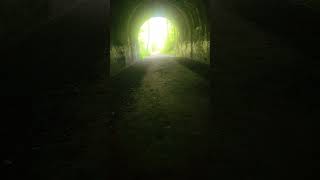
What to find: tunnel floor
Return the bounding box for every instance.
[110,56,212,179]
[32,56,212,179]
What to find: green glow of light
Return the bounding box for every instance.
[138,17,176,58]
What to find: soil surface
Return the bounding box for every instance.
[31,56,212,180]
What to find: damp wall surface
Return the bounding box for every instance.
[2,0,108,96]
[209,1,318,178]
[0,0,49,41]
[1,2,109,176]
[0,0,88,46]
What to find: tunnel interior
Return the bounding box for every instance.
[110,0,210,76]
[1,0,318,179]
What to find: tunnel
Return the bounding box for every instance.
[1,0,318,179]
[110,0,210,76]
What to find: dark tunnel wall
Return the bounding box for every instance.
[212,0,320,55]
[0,0,86,46]
[1,1,108,175]
[0,0,48,44]
[209,0,318,178]
[2,0,108,96]
[2,2,109,176]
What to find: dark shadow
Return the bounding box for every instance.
[111,61,148,93]
[176,58,211,81]
[238,2,320,58]
[110,61,149,114]
[107,62,149,179]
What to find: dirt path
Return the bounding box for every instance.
[110,56,212,179]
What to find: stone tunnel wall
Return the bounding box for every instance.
[2,1,109,171]
[175,30,210,64]
[175,0,210,63]
[0,0,86,46]
[110,0,133,76]
[209,0,318,178]
[2,0,108,96]
[110,43,139,76]
[0,0,49,43]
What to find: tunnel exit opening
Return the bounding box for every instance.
[138,17,179,59]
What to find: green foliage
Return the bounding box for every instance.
[110,45,129,76]
[161,23,178,55]
[138,17,178,58]
[139,44,150,59]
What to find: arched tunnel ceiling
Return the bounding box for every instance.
[111,0,210,44]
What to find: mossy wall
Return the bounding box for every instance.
[0,0,49,41]
[110,44,133,76]
[1,0,85,47]
[176,40,210,63]
[176,25,210,64]
[3,0,107,96]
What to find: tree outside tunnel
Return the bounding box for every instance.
[138,17,179,58]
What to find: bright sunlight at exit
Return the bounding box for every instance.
[138,17,178,59]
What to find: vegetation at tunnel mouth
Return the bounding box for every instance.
[138,17,179,59]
